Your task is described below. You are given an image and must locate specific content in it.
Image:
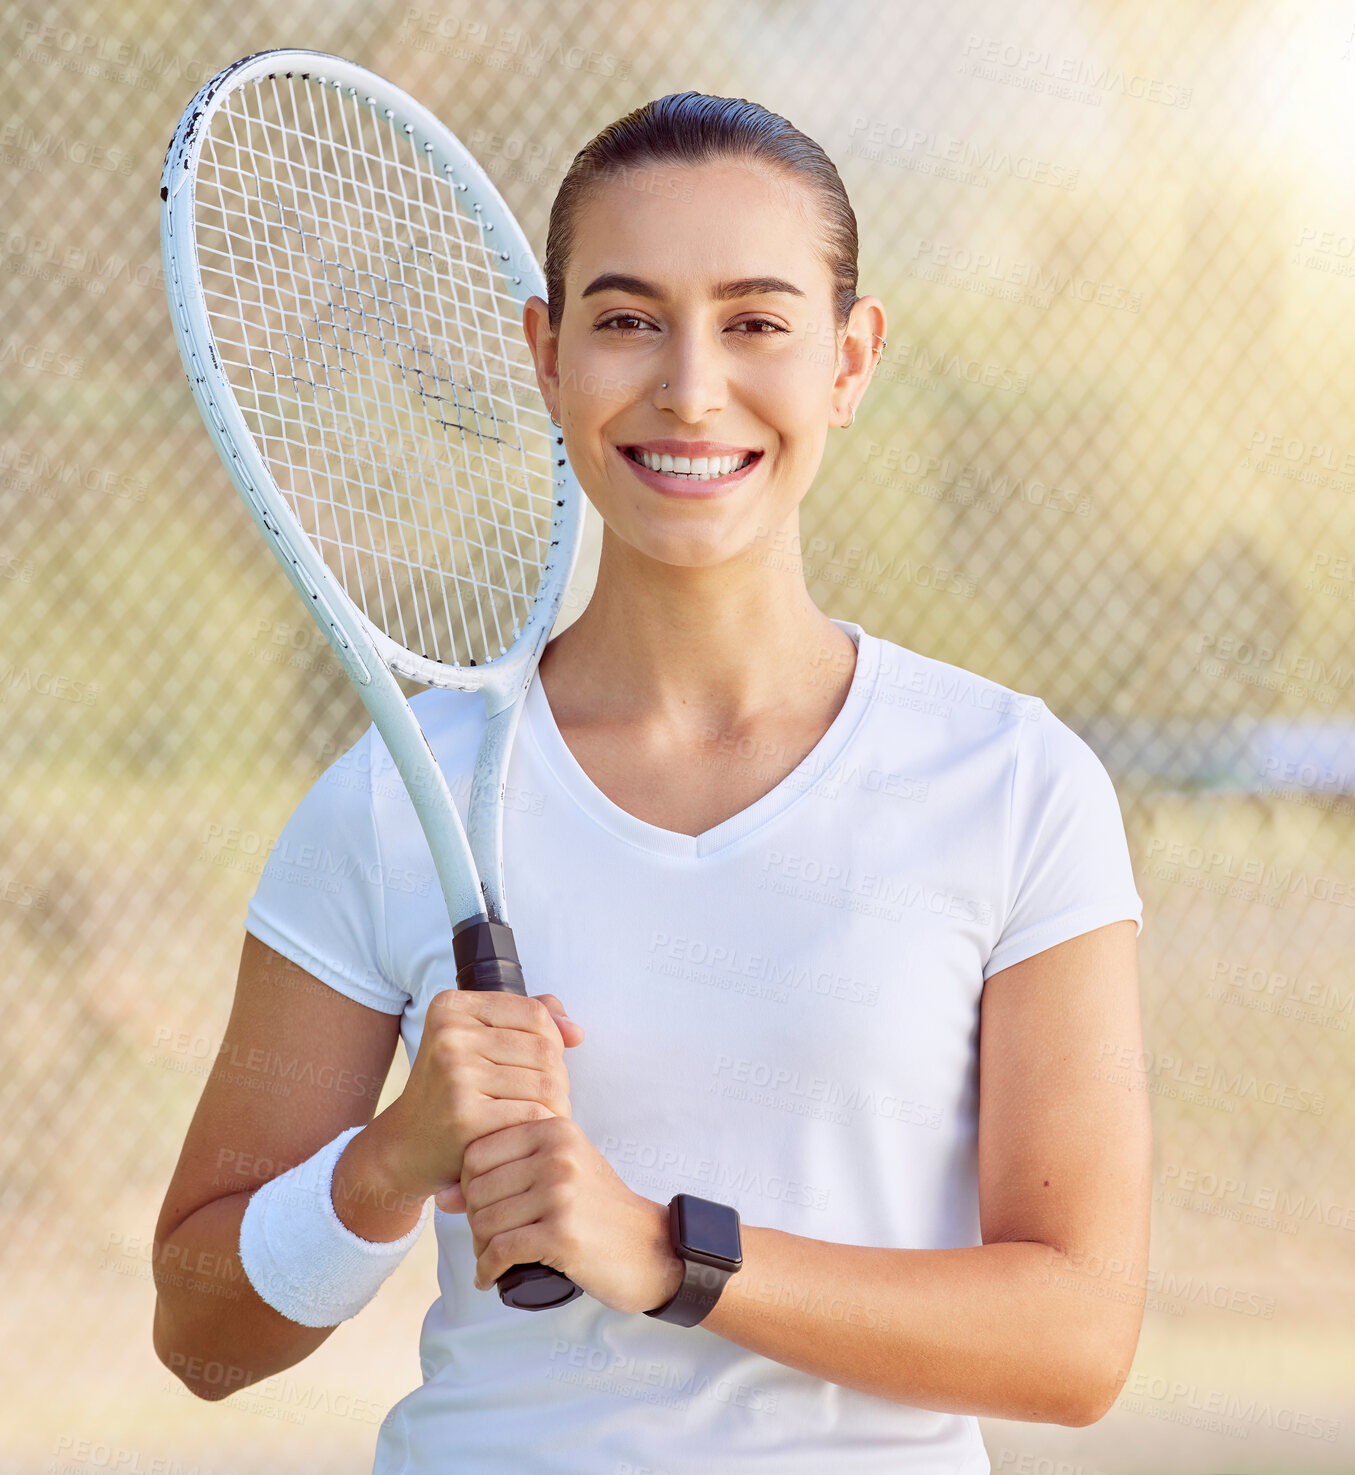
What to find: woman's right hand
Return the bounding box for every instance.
[362,989,584,1216]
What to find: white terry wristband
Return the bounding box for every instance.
[238,1124,431,1328]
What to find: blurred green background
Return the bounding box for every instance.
[2,0,1353,1469]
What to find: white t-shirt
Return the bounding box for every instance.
[244,622,1143,1474]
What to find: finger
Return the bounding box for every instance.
[531,993,585,1046]
[475,1223,562,1293]
[425,1008,570,1074]
[427,987,569,1041]
[465,1171,540,1263]
[476,1061,571,1116]
[464,1179,541,1262]
[456,1094,559,1148]
[471,1024,570,1074]
[460,1146,544,1215]
[434,1181,467,1214]
[437,999,581,1063]
[460,1115,562,1184]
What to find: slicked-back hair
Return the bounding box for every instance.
[543,91,860,336]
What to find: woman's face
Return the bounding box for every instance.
[524,160,877,571]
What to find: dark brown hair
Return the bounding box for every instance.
[543,91,860,336]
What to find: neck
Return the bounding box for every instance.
[539,525,857,732]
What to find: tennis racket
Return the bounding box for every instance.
[159,49,587,1311]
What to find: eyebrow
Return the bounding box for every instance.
[580,272,806,302]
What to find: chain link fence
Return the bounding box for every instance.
[2,0,1352,1468]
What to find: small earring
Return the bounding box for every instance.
[842,404,855,430]
[660,382,668,389]
[549,410,561,428]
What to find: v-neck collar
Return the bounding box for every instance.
[521,621,881,859]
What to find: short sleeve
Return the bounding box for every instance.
[982,708,1143,981]
[244,725,409,1015]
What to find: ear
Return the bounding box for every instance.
[522,295,561,420]
[832,294,888,427]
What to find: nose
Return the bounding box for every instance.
[653,328,728,422]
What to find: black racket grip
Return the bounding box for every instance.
[451,917,584,1312]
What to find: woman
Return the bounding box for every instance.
[153,92,1150,1471]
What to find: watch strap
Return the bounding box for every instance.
[644,1256,733,1327]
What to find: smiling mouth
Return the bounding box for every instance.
[622,447,761,481]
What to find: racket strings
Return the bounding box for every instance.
[193,73,557,670]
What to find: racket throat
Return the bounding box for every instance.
[452,915,527,995]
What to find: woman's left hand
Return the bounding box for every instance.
[439,1116,684,1315]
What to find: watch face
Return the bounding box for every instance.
[675,1194,742,1268]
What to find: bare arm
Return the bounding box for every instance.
[152,932,583,1401]
[151,933,405,1399]
[698,919,1151,1426]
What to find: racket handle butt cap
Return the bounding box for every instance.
[497,1262,584,1310]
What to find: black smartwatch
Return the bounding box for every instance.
[643,1193,743,1327]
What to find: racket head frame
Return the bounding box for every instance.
[159,48,587,928]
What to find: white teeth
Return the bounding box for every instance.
[631,449,755,479]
